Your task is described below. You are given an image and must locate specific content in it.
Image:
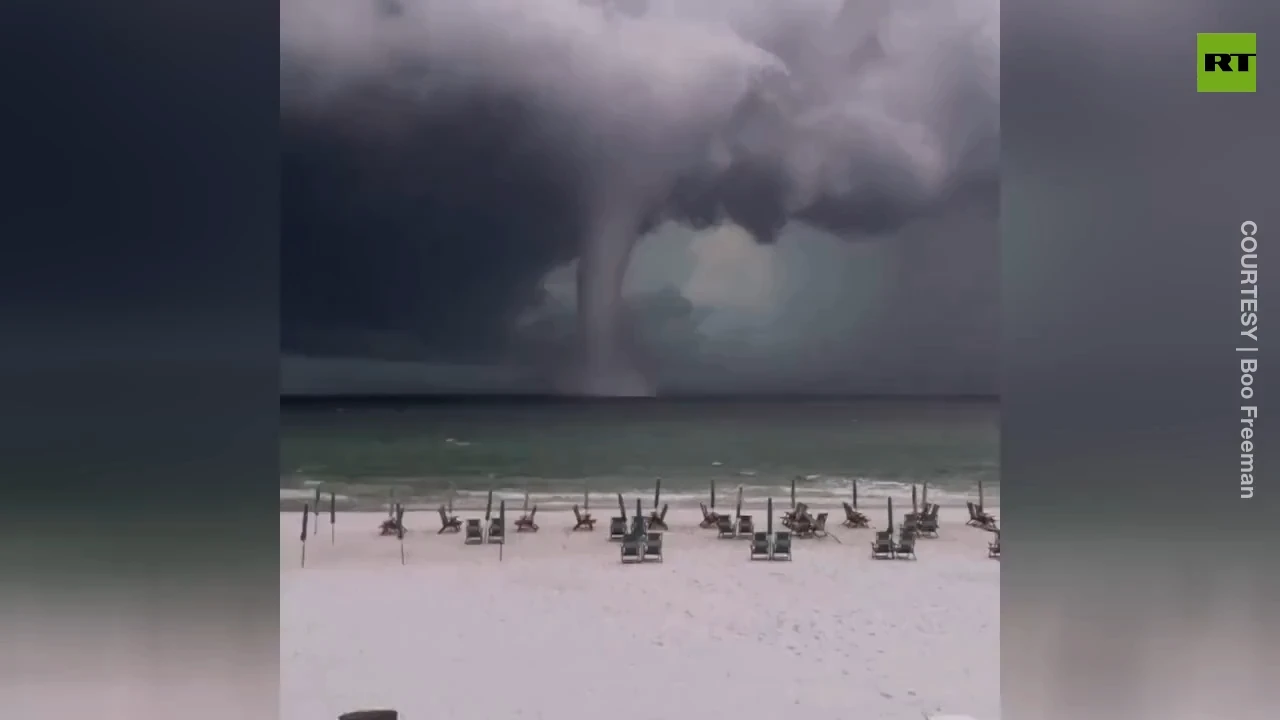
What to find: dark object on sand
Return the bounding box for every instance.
[642,531,664,562]
[620,533,642,563]
[647,503,669,530]
[870,530,894,559]
[437,506,462,534]
[716,514,735,538]
[464,518,483,544]
[572,504,596,530]
[515,505,540,532]
[608,516,627,540]
[966,502,997,529]
[842,502,868,528]
[749,532,771,560]
[699,502,723,528]
[894,529,917,560]
[339,711,398,720]
[379,517,400,536]
[771,531,792,560]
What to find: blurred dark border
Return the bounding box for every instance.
[0,2,278,716]
[1003,1,1278,718]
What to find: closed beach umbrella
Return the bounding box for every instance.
[736,486,744,519]
[922,482,928,509]
[887,496,894,534]
[583,481,590,511]
[616,493,627,521]
[978,480,985,510]
[654,478,662,509]
[329,492,336,544]
[852,480,858,509]
[790,476,797,508]
[912,484,918,515]
[485,489,494,523]
[767,497,773,534]
[710,478,716,509]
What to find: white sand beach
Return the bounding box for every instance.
[281,506,999,720]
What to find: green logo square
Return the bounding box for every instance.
[1198,33,1256,92]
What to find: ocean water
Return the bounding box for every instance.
[280,399,999,512]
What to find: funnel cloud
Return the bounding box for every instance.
[281,0,999,395]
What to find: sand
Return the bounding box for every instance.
[281,506,999,720]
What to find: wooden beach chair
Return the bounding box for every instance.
[515,506,539,532]
[870,530,894,559]
[842,502,869,528]
[437,506,462,534]
[894,530,917,560]
[620,534,643,563]
[642,532,664,562]
[736,514,754,536]
[988,530,1001,558]
[771,531,792,561]
[966,502,995,528]
[608,516,627,541]
[781,502,809,529]
[572,504,596,531]
[487,516,505,544]
[976,506,997,528]
[699,503,722,528]
[810,512,829,538]
[464,518,483,545]
[647,504,669,531]
[716,514,736,538]
[749,532,771,561]
[791,513,814,538]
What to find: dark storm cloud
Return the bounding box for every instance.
[280,0,998,391]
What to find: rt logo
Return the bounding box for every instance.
[1198,33,1256,92]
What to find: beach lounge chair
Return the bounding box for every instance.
[648,504,669,530]
[572,504,596,531]
[781,502,809,529]
[810,512,829,538]
[437,506,462,534]
[515,506,539,532]
[791,512,815,538]
[749,532,771,560]
[699,503,721,528]
[894,530,917,560]
[870,530,894,559]
[716,514,736,538]
[620,534,643,563]
[966,502,994,528]
[916,511,939,538]
[608,516,627,541]
[464,518,483,545]
[988,531,1001,558]
[642,532,664,562]
[771,531,792,560]
[842,502,869,528]
[487,517,505,544]
[976,506,997,527]
[736,514,754,535]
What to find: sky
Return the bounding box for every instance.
[279,0,999,395]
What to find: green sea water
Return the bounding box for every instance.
[281,399,998,511]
